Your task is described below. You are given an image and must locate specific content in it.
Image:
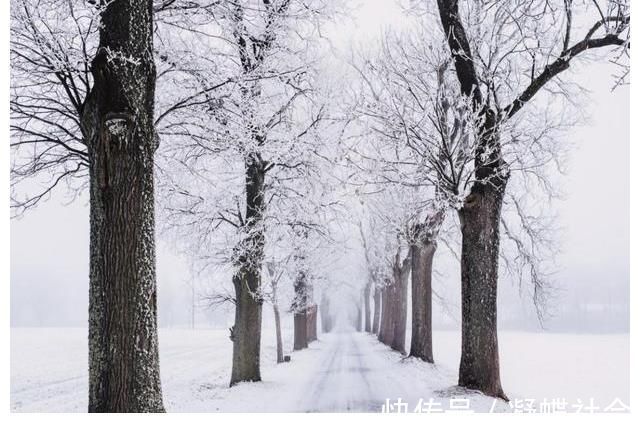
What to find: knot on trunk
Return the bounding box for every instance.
[228,326,235,342]
[464,193,480,208]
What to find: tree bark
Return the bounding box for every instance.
[363,280,371,332]
[377,285,385,342]
[408,213,443,363]
[306,281,317,343]
[457,177,508,400]
[82,0,164,413]
[293,270,308,350]
[409,241,437,363]
[230,266,263,384]
[355,301,363,332]
[306,304,318,343]
[230,157,266,386]
[391,254,410,354]
[273,297,284,363]
[372,286,381,335]
[294,312,308,349]
[379,281,395,346]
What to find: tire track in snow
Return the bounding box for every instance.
[296,331,396,412]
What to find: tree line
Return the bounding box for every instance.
[10,0,629,412]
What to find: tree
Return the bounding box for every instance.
[347,34,462,358]
[157,0,338,385]
[409,208,444,362]
[80,0,164,412]
[431,0,629,399]
[292,253,310,350]
[391,244,411,354]
[362,278,372,333]
[371,285,381,335]
[266,260,287,363]
[10,0,227,411]
[355,190,413,353]
[289,223,335,347]
[357,221,374,333]
[10,0,223,214]
[350,9,614,387]
[10,0,95,215]
[157,0,339,385]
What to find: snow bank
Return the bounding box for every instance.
[10,327,629,412]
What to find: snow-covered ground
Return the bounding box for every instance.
[10,327,629,413]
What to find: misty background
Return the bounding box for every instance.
[10,0,629,333]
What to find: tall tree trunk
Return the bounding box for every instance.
[408,213,444,363]
[458,179,507,400]
[363,280,371,332]
[377,286,385,342]
[306,283,317,343]
[83,0,163,413]
[294,312,308,349]
[273,287,284,363]
[409,241,437,363]
[231,268,263,384]
[273,303,284,363]
[372,286,381,335]
[266,264,284,363]
[355,301,363,332]
[306,304,318,342]
[392,254,410,354]
[380,281,395,346]
[230,157,266,386]
[293,270,308,350]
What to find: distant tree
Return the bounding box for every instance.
[354,189,413,353]
[357,221,373,333]
[351,21,573,368]
[266,259,287,363]
[158,0,343,384]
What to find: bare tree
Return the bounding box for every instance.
[371,285,381,335]
[10,0,226,216]
[156,0,339,385]
[430,0,629,399]
[391,244,411,354]
[10,0,95,215]
[347,35,463,359]
[266,260,287,363]
[357,220,374,333]
[292,242,310,349]
[10,0,239,411]
[354,190,413,353]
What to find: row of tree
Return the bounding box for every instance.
[12,0,345,411]
[10,0,629,411]
[344,0,629,401]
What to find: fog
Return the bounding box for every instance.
[10,0,629,332]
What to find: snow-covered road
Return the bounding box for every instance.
[200,330,508,413]
[295,332,396,412]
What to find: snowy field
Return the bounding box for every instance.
[10,327,629,413]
